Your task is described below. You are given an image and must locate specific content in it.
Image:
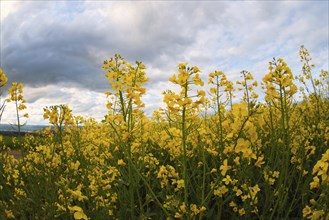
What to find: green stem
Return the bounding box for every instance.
[182,102,188,209]
[216,76,224,153]
[199,136,206,220]
[243,71,251,113]
[131,161,170,216]
[182,81,189,218]
[15,98,20,136]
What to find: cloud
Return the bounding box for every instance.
[2,2,105,90]
[2,84,108,125]
[0,1,328,124]
[1,1,231,88]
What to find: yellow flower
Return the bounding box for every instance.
[174,212,183,218]
[106,102,112,109]
[234,157,240,165]
[209,87,217,94]
[139,63,146,69]
[223,175,232,185]
[255,155,265,167]
[272,171,280,178]
[177,70,189,86]
[210,168,217,174]
[5,210,15,219]
[117,159,126,166]
[192,66,200,73]
[214,185,228,197]
[71,160,80,171]
[229,201,237,207]
[220,159,232,176]
[122,132,130,140]
[74,211,88,220]
[68,206,83,213]
[0,68,8,87]
[235,138,256,159]
[310,176,320,189]
[313,150,329,178]
[192,74,204,86]
[310,209,325,220]
[177,62,188,69]
[180,202,187,213]
[249,184,260,199]
[176,179,185,189]
[169,75,177,83]
[55,202,66,212]
[235,188,243,197]
[239,208,246,216]
[197,90,205,97]
[303,205,312,217]
[263,73,273,82]
[67,188,88,201]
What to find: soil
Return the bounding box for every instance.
[2,150,24,159]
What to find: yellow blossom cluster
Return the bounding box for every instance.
[0,68,8,88]
[5,81,29,134]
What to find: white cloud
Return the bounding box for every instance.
[0,1,24,21]
[2,85,108,125]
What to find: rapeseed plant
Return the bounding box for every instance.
[0,47,328,219]
[6,82,28,136]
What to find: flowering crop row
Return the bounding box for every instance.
[0,47,328,219]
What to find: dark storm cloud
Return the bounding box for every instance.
[2,2,105,91]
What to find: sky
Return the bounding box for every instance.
[0,0,328,125]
